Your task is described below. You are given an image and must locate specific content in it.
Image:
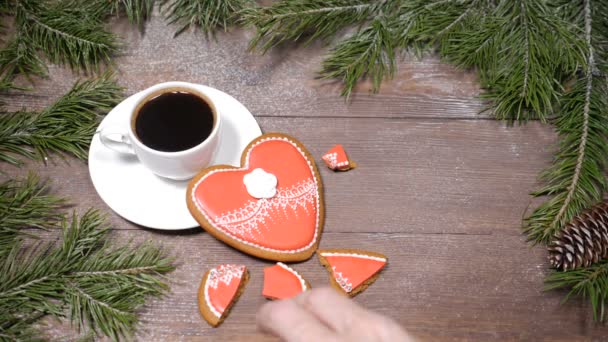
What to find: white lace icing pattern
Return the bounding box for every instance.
[323,152,349,169]
[204,264,245,318]
[332,266,353,292]
[214,178,316,241]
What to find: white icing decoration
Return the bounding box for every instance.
[204,264,246,318]
[277,262,307,291]
[243,168,278,199]
[191,136,321,254]
[319,252,387,263]
[323,152,349,169]
[332,266,353,292]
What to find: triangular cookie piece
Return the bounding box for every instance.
[322,144,355,171]
[198,264,249,327]
[318,249,387,297]
[263,262,310,300]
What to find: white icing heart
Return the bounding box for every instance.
[243,168,277,199]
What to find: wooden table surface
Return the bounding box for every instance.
[3,12,608,341]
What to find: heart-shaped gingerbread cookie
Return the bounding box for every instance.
[187,133,324,261]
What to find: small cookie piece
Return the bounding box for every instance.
[263,262,310,300]
[187,133,325,262]
[321,144,355,171]
[318,249,387,297]
[198,264,249,327]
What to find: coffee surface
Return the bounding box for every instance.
[135,91,214,152]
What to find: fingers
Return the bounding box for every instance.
[293,287,371,333]
[256,297,335,342]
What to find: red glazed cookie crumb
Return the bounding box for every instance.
[263,262,310,300]
[322,144,355,171]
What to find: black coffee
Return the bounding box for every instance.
[135,91,214,152]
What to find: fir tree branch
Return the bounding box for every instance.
[523,0,608,244]
[0,73,123,165]
[243,0,381,51]
[0,173,65,253]
[0,208,175,340]
[14,0,119,73]
[0,36,47,82]
[551,0,595,235]
[545,260,608,322]
[161,0,253,37]
[478,0,585,122]
[56,0,154,31]
[319,17,395,98]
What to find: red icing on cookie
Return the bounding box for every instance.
[322,254,386,292]
[263,263,307,300]
[191,136,320,252]
[322,144,351,171]
[206,264,246,316]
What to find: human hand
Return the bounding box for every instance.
[257,287,415,342]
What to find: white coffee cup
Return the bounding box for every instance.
[99,82,222,180]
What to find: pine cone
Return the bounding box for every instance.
[548,202,608,271]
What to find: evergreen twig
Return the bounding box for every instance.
[319,17,395,98]
[0,73,123,165]
[0,204,175,340]
[242,0,379,51]
[524,0,608,244]
[13,0,119,73]
[545,260,608,322]
[161,0,253,37]
[0,173,65,253]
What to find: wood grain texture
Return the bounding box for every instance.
[2,8,607,342]
[1,118,556,236]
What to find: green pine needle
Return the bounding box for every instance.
[319,17,395,98]
[14,0,119,73]
[0,73,123,165]
[160,0,253,37]
[524,0,608,244]
[480,0,585,122]
[0,206,175,341]
[545,260,608,322]
[0,173,65,253]
[524,77,608,243]
[243,0,379,51]
[59,0,155,30]
[0,36,48,82]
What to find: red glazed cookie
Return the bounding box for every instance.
[263,262,310,300]
[187,133,325,262]
[322,144,355,171]
[198,264,249,327]
[318,249,387,297]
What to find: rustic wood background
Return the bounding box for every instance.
[2,10,608,342]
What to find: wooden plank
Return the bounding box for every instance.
[0,15,484,120]
[22,229,604,341]
[0,117,556,235]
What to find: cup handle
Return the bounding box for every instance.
[98,126,136,155]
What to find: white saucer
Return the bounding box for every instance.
[88,85,262,230]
